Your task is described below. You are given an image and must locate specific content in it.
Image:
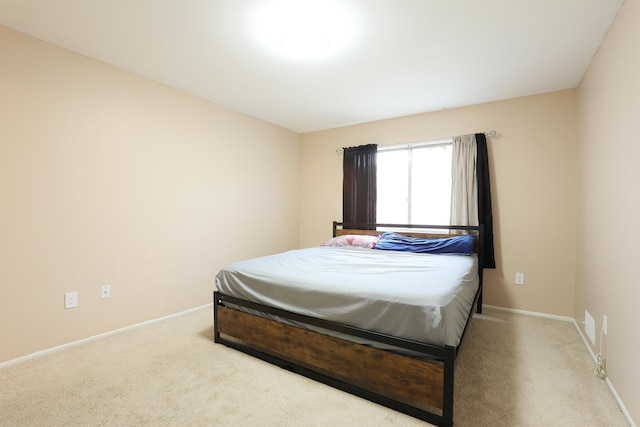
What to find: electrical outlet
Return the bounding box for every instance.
[65,291,78,309]
[101,284,111,299]
[515,272,525,285]
[603,315,608,335]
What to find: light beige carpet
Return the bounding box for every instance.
[0,306,629,427]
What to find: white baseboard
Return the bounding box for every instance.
[482,304,574,322]
[0,303,213,370]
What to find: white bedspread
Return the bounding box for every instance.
[215,246,479,347]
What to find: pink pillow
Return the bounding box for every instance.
[321,234,379,249]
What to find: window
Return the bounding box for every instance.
[376,141,452,225]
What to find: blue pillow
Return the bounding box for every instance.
[373,232,475,255]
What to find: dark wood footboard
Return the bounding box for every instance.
[214,292,456,427]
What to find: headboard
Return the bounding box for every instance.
[332,221,482,253]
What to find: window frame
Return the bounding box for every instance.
[377,138,453,225]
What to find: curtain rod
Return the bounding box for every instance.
[335,130,497,155]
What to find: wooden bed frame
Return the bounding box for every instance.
[214,222,484,427]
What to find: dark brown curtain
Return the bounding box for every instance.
[475,133,496,268]
[342,144,377,228]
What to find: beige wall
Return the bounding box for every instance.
[2,9,636,422]
[576,0,640,423]
[0,26,300,363]
[300,90,579,317]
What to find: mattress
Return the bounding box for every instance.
[215,246,479,348]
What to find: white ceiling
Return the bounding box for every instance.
[0,0,624,133]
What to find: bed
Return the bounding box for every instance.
[213,222,484,427]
